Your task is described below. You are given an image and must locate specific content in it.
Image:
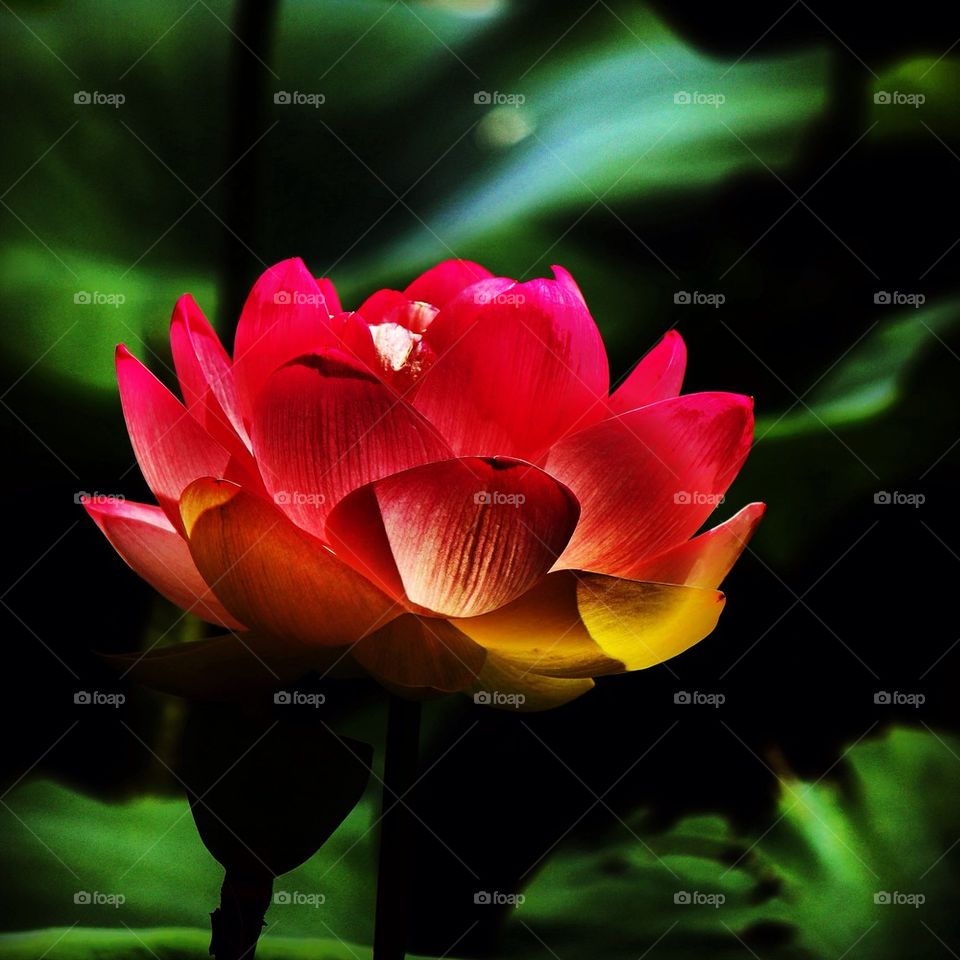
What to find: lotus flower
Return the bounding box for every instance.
[85,259,763,710]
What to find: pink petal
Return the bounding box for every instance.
[413,278,610,458]
[250,352,452,539]
[169,294,253,460]
[232,258,339,419]
[84,497,242,628]
[116,345,242,532]
[547,392,754,577]
[317,277,342,315]
[402,259,494,309]
[326,456,581,618]
[609,330,687,414]
[550,264,586,304]
[626,502,766,588]
[180,478,399,646]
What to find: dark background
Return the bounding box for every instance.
[1,2,958,958]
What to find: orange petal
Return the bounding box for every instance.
[352,615,486,693]
[180,478,399,646]
[468,655,595,711]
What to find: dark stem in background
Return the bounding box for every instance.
[373,694,423,960]
[209,868,273,960]
[222,0,281,334]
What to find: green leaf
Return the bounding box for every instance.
[503,727,960,959]
[757,297,960,438]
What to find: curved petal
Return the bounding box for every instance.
[402,259,494,309]
[250,352,452,539]
[101,632,353,700]
[627,502,765,589]
[317,277,342,315]
[180,478,399,646]
[116,345,238,532]
[352,615,486,693]
[232,258,340,418]
[608,330,687,414]
[453,570,725,677]
[169,294,253,459]
[547,392,754,577]
[468,654,594,711]
[550,264,586,304]
[413,278,610,458]
[326,457,581,618]
[84,498,242,628]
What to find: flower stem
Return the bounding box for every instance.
[373,694,422,960]
[209,867,273,960]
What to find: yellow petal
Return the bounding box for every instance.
[453,570,725,677]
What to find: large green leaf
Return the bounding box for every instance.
[503,726,960,959]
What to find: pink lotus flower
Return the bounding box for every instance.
[86,259,763,709]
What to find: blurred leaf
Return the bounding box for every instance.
[351,10,830,280]
[871,56,960,136]
[0,780,377,943]
[756,297,960,438]
[0,927,365,959]
[504,727,960,959]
